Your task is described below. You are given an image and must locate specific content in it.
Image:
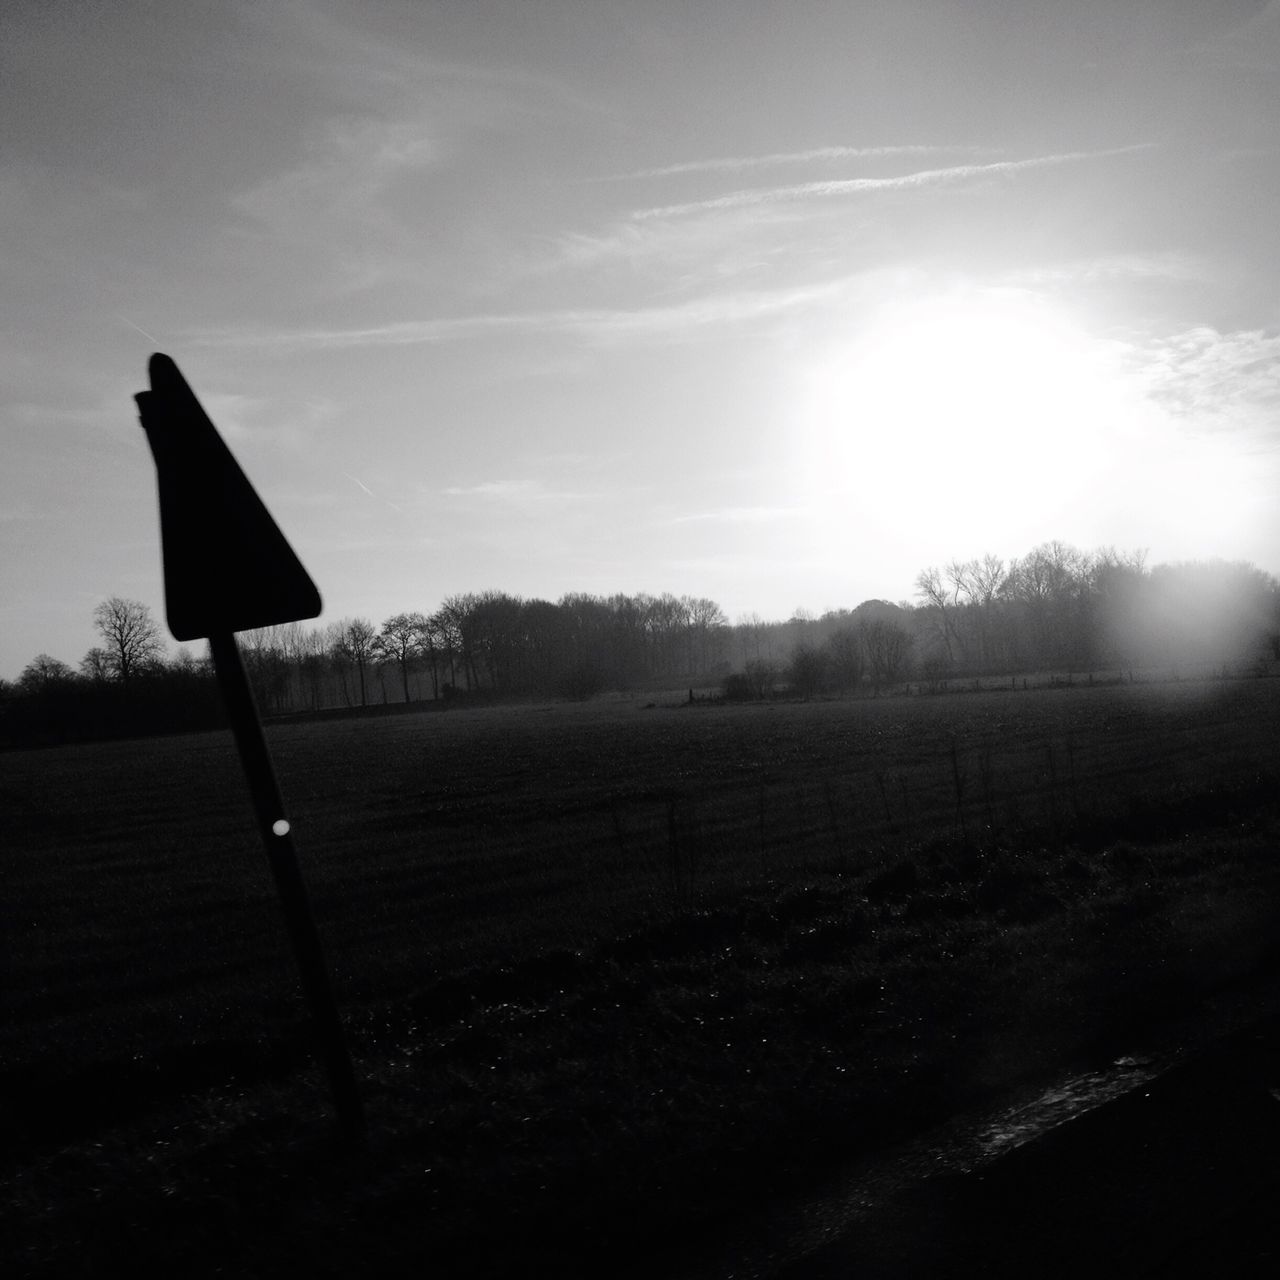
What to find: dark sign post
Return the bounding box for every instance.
[136,353,364,1144]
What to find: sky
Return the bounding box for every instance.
[4,0,1280,678]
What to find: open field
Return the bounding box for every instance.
[5,677,1280,1275]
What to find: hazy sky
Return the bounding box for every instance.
[5,0,1280,677]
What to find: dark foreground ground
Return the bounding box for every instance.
[747,1010,1280,1278]
[3,676,1280,1275]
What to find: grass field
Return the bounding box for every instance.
[5,676,1280,1276]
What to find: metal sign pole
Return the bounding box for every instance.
[135,352,363,1145]
[208,631,364,1144]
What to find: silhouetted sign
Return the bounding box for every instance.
[135,353,321,641]
[134,353,360,1144]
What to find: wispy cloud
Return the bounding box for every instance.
[189,275,853,351]
[188,388,340,456]
[441,478,596,506]
[1183,1,1280,75]
[270,0,610,122]
[222,6,605,296]
[634,145,1154,219]
[669,506,804,525]
[217,94,455,299]
[230,114,440,251]
[544,200,823,281]
[604,144,987,180]
[1137,327,1280,435]
[199,392,272,444]
[443,479,542,499]
[1000,251,1210,288]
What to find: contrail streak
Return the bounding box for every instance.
[608,144,976,180]
[633,145,1155,219]
[345,471,403,513]
[117,314,161,344]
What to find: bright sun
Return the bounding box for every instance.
[801,290,1116,499]
[792,287,1183,556]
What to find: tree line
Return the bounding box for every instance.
[3,544,1277,746]
[0,591,732,744]
[736,545,1278,701]
[236,590,731,714]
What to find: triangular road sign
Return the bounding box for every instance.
[136,353,322,641]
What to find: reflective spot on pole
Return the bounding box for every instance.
[273,819,291,837]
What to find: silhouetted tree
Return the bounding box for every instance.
[605,593,650,686]
[470,591,527,692]
[93,597,163,683]
[915,566,961,668]
[737,612,768,665]
[79,647,112,682]
[787,643,828,700]
[520,597,569,693]
[240,624,293,713]
[743,657,777,700]
[686,596,729,674]
[824,627,864,695]
[378,611,427,702]
[19,654,74,694]
[333,617,377,707]
[413,613,446,699]
[1002,541,1089,669]
[559,593,614,688]
[860,618,912,692]
[646,593,691,677]
[438,595,481,690]
[950,554,1006,669]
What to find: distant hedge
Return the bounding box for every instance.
[0,669,225,749]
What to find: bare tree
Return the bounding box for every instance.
[743,657,776,700]
[521,597,569,693]
[860,618,912,693]
[469,591,526,692]
[19,654,74,694]
[737,612,766,665]
[427,606,460,690]
[414,613,446,699]
[952,554,1006,669]
[168,648,204,676]
[379,611,427,702]
[287,624,329,711]
[645,593,691,677]
[787,643,828,700]
[1089,547,1149,669]
[79,647,112,682]
[686,596,728,675]
[915,566,962,668]
[93,597,163,683]
[437,595,481,690]
[333,617,377,707]
[824,627,865,695]
[240,624,292,713]
[1004,542,1090,669]
[603,593,649,687]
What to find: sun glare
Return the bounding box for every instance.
[792,288,1166,553]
